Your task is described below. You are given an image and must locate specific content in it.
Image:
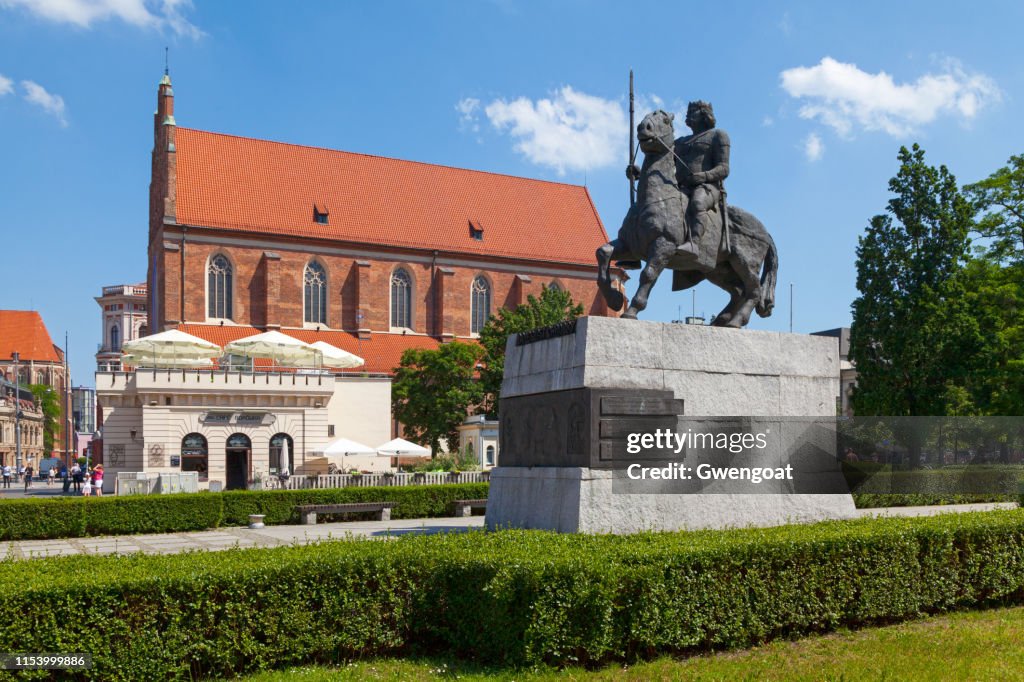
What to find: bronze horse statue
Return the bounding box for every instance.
[596,110,778,328]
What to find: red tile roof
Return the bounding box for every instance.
[178,324,447,375]
[0,311,62,363]
[175,128,609,266]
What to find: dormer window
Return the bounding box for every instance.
[313,204,329,225]
[469,219,484,241]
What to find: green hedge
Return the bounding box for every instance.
[220,484,490,525]
[1,511,1024,679]
[0,483,489,541]
[854,492,1015,508]
[848,467,1020,496]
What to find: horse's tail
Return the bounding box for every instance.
[756,236,778,318]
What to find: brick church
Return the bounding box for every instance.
[147,74,619,373]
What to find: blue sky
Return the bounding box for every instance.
[2,1,1023,387]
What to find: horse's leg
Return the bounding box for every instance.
[596,238,629,311]
[622,238,673,319]
[706,265,744,326]
[724,239,767,328]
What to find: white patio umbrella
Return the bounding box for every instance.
[121,329,222,366]
[376,437,430,472]
[306,341,364,369]
[376,438,430,456]
[312,437,375,471]
[279,437,291,474]
[223,330,320,368]
[122,354,216,369]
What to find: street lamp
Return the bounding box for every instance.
[12,352,21,475]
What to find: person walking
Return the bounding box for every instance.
[60,463,71,494]
[92,465,104,497]
[2,464,11,489]
[23,465,33,491]
[47,466,56,487]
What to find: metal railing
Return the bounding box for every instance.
[116,471,200,495]
[255,471,490,490]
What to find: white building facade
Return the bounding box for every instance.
[96,369,392,492]
[96,284,149,372]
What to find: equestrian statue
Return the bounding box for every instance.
[596,101,778,328]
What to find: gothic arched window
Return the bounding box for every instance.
[471,276,491,334]
[304,261,327,325]
[391,268,413,330]
[208,255,233,320]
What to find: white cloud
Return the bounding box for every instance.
[803,132,824,161]
[482,86,627,175]
[780,57,1000,137]
[21,80,67,126]
[0,0,203,37]
[160,0,203,39]
[456,97,481,133]
[0,73,13,96]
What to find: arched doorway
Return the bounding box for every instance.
[225,433,251,490]
[269,433,294,474]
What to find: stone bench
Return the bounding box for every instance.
[453,498,488,517]
[296,501,395,525]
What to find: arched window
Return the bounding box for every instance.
[181,433,208,478]
[471,276,491,334]
[226,433,252,449]
[208,255,233,319]
[269,433,294,473]
[390,268,413,330]
[138,324,148,338]
[110,325,121,352]
[548,281,562,292]
[304,261,327,325]
[486,445,496,467]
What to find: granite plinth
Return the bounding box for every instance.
[486,317,856,533]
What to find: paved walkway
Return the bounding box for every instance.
[0,502,1017,561]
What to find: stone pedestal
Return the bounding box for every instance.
[485,317,857,533]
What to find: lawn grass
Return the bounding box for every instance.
[242,605,1024,681]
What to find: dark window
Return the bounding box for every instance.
[304,261,327,325]
[208,255,233,319]
[469,219,484,240]
[391,268,413,329]
[269,433,294,473]
[471,276,491,334]
[181,433,208,478]
[313,204,329,224]
[226,433,251,449]
[110,325,120,352]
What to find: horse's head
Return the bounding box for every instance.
[637,110,675,155]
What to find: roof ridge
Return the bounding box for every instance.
[177,127,588,191]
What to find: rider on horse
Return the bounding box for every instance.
[627,100,730,263]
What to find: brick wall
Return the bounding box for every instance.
[162,239,615,335]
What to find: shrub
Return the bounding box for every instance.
[83,494,223,535]
[1,511,1023,679]
[0,498,86,540]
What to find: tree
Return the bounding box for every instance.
[391,341,485,455]
[478,286,584,418]
[964,154,1024,263]
[28,384,61,456]
[959,257,1024,416]
[850,145,983,467]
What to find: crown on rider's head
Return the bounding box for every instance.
[687,100,715,128]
